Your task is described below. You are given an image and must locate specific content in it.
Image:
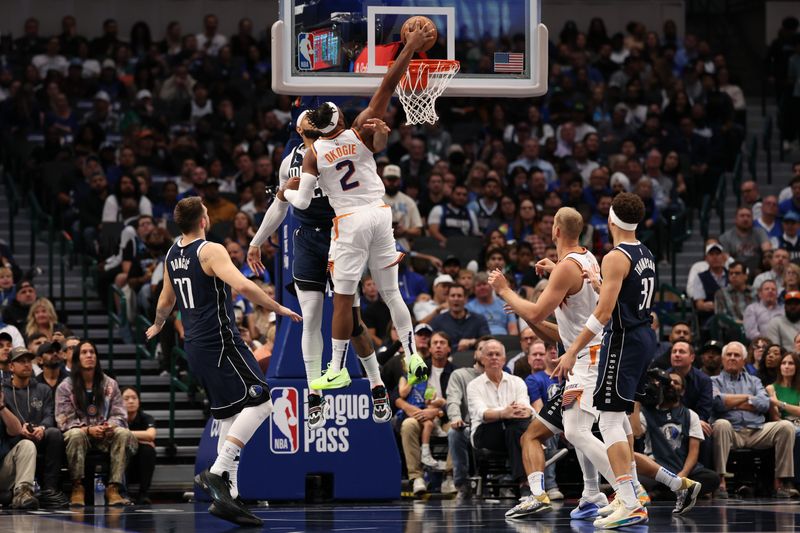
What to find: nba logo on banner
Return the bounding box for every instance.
[297,33,314,70]
[270,387,300,454]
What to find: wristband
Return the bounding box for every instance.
[585,314,605,335]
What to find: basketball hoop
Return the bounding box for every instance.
[390,59,460,125]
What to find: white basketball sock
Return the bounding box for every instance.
[359,352,383,388]
[296,288,324,388]
[331,339,349,373]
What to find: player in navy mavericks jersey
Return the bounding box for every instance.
[146,197,301,527]
[247,110,392,428]
[554,193,660,528]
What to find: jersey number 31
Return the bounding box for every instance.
[336,160,359,191]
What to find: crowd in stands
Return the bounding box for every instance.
[1,10,800,505]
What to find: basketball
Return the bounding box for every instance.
[401,16,437,52]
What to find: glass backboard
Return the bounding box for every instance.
[272,0,548,97]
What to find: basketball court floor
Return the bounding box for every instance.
[0,499,797,532]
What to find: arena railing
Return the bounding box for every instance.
[27,189,73,318]
[134,314,158,392]
[666,210,692,287]
[169,345,197,459]
[2,171,20,254]
[107,286,128,375]
[762,115,773,185]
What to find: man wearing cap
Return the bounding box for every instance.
[414,274,452,324]
[428,184,481,248]
[466,272,518,336]
[779,211,800,264]
[4,347,68,507]
[0,355,38,509]
[2,280,37,332]
[744,280,784,340]
[430,284,490,352]
[83,91,119,134]
[719,207,772,276]
[699,340,723,377]
[765,292,800,352]
[687,242,728,326]
[35,341,70,394]
[714,260,756,327]
[382,164,422,251]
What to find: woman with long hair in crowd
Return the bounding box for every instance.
[766,352,800,487]
[229,210,256,250]
[514,198,538,243]
[758,343,785,386]
[782,263,800,298]
[25,297,64,340]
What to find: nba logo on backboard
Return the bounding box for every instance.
[297,32,314,70]
[270,387,300,454]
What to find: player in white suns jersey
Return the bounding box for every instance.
[283,21,435,390]
[488,207,617,519]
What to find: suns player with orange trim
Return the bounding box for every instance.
[488,207,617,519]
[282,23,434,409]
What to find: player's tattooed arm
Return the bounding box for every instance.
[146,264,177,339]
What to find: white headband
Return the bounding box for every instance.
[318,102,340,134]
[295,110,309,129]
[609,206,638,231]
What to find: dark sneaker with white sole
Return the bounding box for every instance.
[371,385,392,423]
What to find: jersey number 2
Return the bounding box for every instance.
[639,277,655,311]
[174,278,196,309]
[337,160,359,191]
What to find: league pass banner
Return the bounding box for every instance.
[195,379,400,501]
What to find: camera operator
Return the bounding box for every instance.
[632,369,720,497]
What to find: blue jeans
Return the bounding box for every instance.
[448,426,471,489]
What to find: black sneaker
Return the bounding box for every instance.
[195,469,237,510]
[673,479,701,515]
[371,385,392,423]
[38,488,70,508]
[308,393,326,430]
[209,501,263,527]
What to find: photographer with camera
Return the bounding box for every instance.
[631,368,719,498]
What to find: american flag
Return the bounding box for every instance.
[494,52,524,73]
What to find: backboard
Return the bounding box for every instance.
[272,0,548,98]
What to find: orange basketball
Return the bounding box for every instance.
[400,16,437,52]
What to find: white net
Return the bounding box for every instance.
[394,60,460,125]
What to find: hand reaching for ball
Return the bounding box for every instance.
[401,16,438,53]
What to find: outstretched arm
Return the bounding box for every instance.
[489,262,579,325]
[352,22,435,129]
[202,242,302,322]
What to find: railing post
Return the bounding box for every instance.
[108,291,115,375]
[47,221,54,300]
[169,347,176,447]
[59,236,66,318]
[81,258,89,338]
[669,215,677,288]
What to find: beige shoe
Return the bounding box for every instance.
[70,482,85,507]
[106,483,131,506]
[11,483,38,509]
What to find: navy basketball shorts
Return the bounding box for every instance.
[184,337,271,420]
[592,325,657,413]
[536,384,566,434]
[292,226,330,292]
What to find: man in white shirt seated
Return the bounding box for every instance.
[467,339,532,489]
